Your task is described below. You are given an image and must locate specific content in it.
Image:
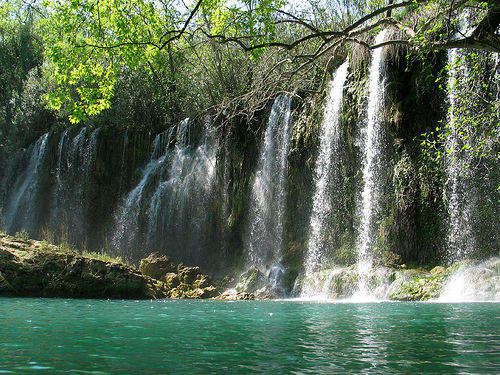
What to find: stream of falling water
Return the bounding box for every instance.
[444,48,476,263]
[4,133,50,235]
[243,94,292,295]
[354,30,388,300]
[301,61,349,297]
[112,118,219,265]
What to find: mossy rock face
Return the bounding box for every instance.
[388,272,447,301]
[283,269,299,294]
[178,266,203,285]
[139,252,176,280]
[430,266,445,275]
[192,274,213,289]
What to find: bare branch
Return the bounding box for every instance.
[158,0,203,49]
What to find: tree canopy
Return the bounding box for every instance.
[0,0,498,126]
[14,0,491,122]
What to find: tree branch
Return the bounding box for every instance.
[158,0,203,50]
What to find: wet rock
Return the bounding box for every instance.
[388,271,446,301]
[236,268,266,293]
[430,266,445,275]
[185,286,219,299]
[178,266,202,284]
[192,274,213,289]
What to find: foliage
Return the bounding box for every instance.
[421,50,499,178]
[14,230,30,241]
[0,0,45,145]
[81,251,125,264]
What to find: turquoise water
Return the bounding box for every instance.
[0,299,499,374]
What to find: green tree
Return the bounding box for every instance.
[0,0,44,141]
[34,0,499,123]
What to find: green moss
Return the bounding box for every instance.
[389,272,449,301]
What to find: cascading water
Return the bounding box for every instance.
[241,95,292,294]
[118,131,129,196]
[444,48,476,263]
[111,118,220,267]
[146,118,219,266]
[354,30,388,299]
[112,128,176,259]
[301,61,349,297]
[438,257,500,302]
[4,133,50,235]
[50,127,101,243]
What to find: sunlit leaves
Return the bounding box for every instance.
[421,50,499,179]
[41,0,177,122]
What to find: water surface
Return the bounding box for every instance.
[1,298,499,374]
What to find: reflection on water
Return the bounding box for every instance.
[0,299,499,374]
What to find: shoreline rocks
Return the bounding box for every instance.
[0,234,164,299]
[0,234,222,300]
[138,252,221,299]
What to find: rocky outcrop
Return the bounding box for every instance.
[139,252,177,280]
[217,291,255,300]
[138,253,220,299]
[388,268,448,301]
[0,234,165,299]
[0,235,222,300]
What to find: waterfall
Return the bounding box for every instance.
[354,30,388,299]
[118,131,129,196]
[111,128,176,259]
[243,94,292,295]
[112,118,220,266]
[146,118,219,265]
[50,127,100,244]
[55,129,70,186]
[4,133,50,235]
[301,61,349,297]
[439,258,500,302]
[444,48,476,263]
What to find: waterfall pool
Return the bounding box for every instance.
[1,298,499,374]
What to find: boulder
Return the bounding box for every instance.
[164,272,180,289]
[139,252,176,280]
[218,291,255,300]
[178,266,203,284]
